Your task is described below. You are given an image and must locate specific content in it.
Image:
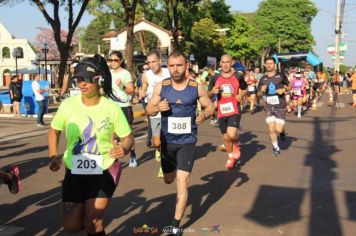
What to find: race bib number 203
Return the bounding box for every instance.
[71,153,103,175]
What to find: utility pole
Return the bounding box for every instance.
[278,37,281,71]
[334,0,342,72]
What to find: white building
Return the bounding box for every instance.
[0,22,36,86]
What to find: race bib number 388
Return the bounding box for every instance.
[168,117,191,134]
[71,153,103,175]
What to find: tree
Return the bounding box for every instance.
[33,27,79,60]
[87,0,140,74]
[224,14,258,66]
[187,18,225,67]
[252,0,317,64]
[0,1,89,87]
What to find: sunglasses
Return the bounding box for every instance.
[107,58,120,63]
[76,76,100,84]
[143,67,150,71]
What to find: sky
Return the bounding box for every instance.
[0,0,355,67]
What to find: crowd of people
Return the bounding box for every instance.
[2,50,356,236]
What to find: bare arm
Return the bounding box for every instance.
[48,127,62,172]
[196,84,215,124]
[146,82,170,116]
[110,133,134,159]
[139,72,149,99]
[124,81,135,95]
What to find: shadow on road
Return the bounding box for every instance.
[0,143,27,152]
[111,170,249,235]
[245,106,346,236]
[0,145,48,160]
[0,186,62,236]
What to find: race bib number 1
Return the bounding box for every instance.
[168,117,191,134]
[71,153,103,175]
[220,102,235,114]
[266,95,280,105]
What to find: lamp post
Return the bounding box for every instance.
[35,53,41,75]
[12,48,21,76]
[41,42,49,80]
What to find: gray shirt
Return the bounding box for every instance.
[258,72,289,109]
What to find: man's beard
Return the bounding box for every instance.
[171,74,184,82]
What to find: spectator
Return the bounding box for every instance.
[9,75,23,116]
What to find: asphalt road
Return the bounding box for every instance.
[0,93,356,236]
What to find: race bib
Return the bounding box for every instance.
[248,86,255,92]
[69,88,81,96]
[168,117,191,134]
[266,95,280,105]
[294,90,302,96]
[220,102,235,114]
[71,153,103,175]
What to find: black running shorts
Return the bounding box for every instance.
[161,143,196,174]
[62,162,121,203]
[218,114,241,134]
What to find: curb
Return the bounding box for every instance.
[0,110,146,119]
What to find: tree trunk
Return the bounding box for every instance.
[58,49,70,88]
[125,8,135,74]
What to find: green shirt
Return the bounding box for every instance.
[51,95,131,170]
[111,69,132,107]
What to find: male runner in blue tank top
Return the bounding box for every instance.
[146,51,214,235]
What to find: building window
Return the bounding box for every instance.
[2,47,10,58]
[14,47,24,58]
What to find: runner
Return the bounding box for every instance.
[245,70,258,114]
[351,69,356,107]
[257,57,290,156]
[209,54,247,169]
[109,51,137,168]
[146,51,214,235]
[291,72,305,118]
[0,166,21,194]
[48,54,133,236]
[139,50,171,177]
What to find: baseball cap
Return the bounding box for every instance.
[74,61,99,78]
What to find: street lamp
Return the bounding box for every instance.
[35,53,41,75]
[41,42,49,80]
[12,48,21,76]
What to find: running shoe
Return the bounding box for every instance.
[4,166,21,194]
[226,157,237,170]
[155,149,161,162]
[129,157,138,168]
[36,123,45,127]
[280,132,286,141]
[273,147,281,157]
[297,113,302,118]
[157,167,163,178]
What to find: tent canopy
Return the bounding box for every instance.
[233,62,246,72]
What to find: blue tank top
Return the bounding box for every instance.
[160,78,199,144]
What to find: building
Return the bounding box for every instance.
[0,22,36,86]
